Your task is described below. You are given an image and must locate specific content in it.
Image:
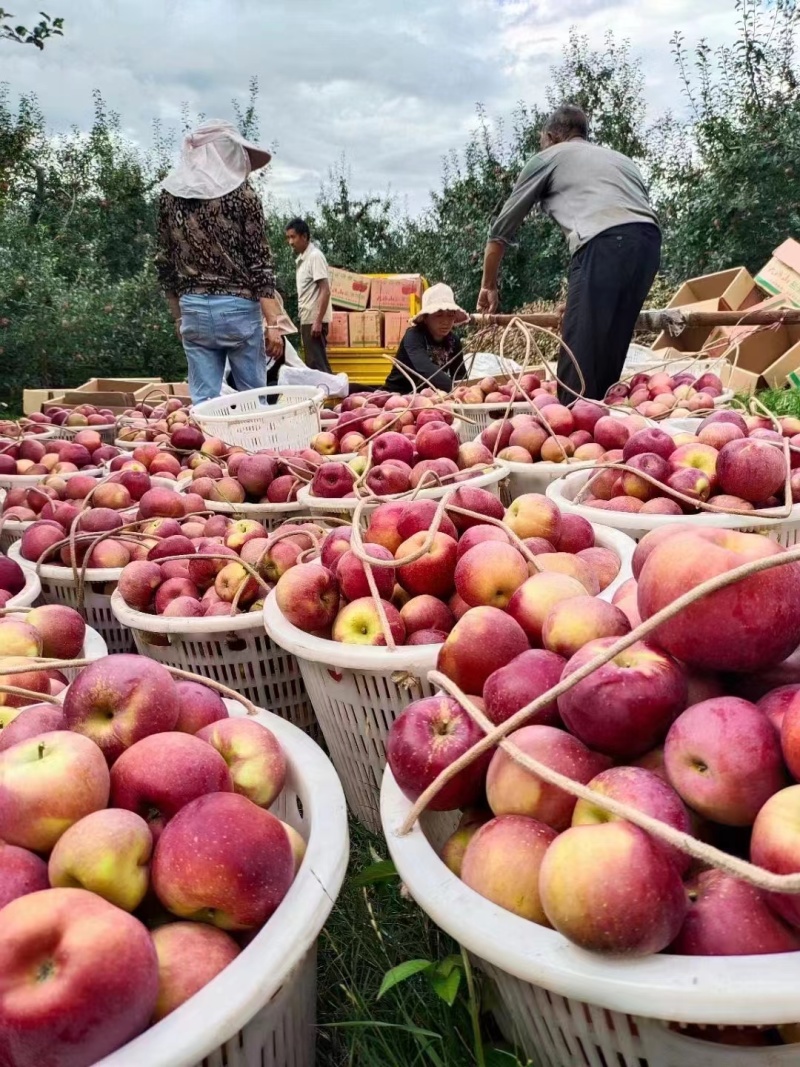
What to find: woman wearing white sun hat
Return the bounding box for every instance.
[383,283,469,394]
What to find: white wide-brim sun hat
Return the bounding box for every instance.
[411,283,470,326]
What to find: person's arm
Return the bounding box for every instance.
[241,187,282,357]
[154,193,182,338]
[402,329,454,391]
[477,153,552,312]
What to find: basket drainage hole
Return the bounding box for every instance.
[296,796,304,819]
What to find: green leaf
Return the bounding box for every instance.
[352,859,397,886]
[326,1020,443,1040]
[377,959,432,1000]
[430,966,461,1006]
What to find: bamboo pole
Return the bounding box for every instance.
[470,307,800,331]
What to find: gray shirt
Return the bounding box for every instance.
[488,140,659,256]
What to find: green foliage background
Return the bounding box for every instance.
[1,0,799,403]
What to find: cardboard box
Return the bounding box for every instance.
[55,379,163,416]
[330,268,371,311]
[651,268,762,352]
[703,296,789,363]
[384,311,410,348]
[721,362,762,395]
[651,301,718,354]
[23,388,71,415]
[328,311,350,348]
[370,275,423,312]
[756,239,800,307]
[348,312,365,348]
[363,310,384,348]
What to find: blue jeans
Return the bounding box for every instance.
[179,294,266,404]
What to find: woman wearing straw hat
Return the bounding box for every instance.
[155,120,283,404]
[383,283,468,394]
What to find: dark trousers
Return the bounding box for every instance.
[557,223,661,404]
[301,323,332,373]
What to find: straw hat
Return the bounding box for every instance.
[411,283,469,326]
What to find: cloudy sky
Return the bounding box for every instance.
[4,0,739,213]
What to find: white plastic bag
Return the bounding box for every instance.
[278,364,349,398]
[220,340,306,395]
[460,351,525,380]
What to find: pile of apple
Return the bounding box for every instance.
[480,398,652,468]
[0,604,88,700]
[387,523,800,984]
[0,553,29,607]
[17,484,205,571]
[40,401,116,426]
[0,653,302,1067]
[0,431,120,479]
[448,372,554,407]
[177,448,327,507]
[0,417,57,439]
[118,408,225,461]
[605,370,725,419]
[118,395,192,443]
[577,413,791,515]
[273,489,621,647]
[114,514,321,619]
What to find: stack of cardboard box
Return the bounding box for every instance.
[22,378,186,416]
[327,269,421,350]
[651,239,800,392]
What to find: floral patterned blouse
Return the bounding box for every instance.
[155,183,276,300]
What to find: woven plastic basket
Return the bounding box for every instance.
[547,469,800,546]
[66,625,108,679]
[95,697,348,1067]
[450,401,532,443]
[0,519,33,553]
[295,462,510,524]
[381,769,800,1067]
[3,427,56,442]
[499,460,594,507]
[109,592,317,738]
[262,522,631,834]
[203,498,307,531]
[191,386,324,452]
[56,423,116,444]
[8,542,134,655]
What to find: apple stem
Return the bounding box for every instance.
[398,542,800,896]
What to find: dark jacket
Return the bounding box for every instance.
[384,324,464,394]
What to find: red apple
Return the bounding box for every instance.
[483,649,565,727]
[437,607,529,695]
[151,922,240,1021]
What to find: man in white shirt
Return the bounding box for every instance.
[285,218,333,373]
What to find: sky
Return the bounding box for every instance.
[3,0,740,214]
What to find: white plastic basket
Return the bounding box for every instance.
[263,591,440,833]
[203,498,307,531]
[109,591,317,738]
[262,522,631,834]
[296,463,510,523]
[2,427,57,442]
[96,698,348,1067]
[191,387,324,452]
[547,469,800,546]
[0,467,103,492]
[66,625,108,679]
[450,401,532,443]
[500,460,595,507]
[0,518,34,553]
[113,437,140,451]
[56,423,117,444]
[9,542,134,655]
[381,768,800,1067]
[628,354,731,379]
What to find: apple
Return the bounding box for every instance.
[665,697,786,825]
[670,869,800,955]
[63,654,179,764]
[117,561,163,611]
[0,618,42,659]
[0,730,110,852]
[486,724,610,830]
[173,680,229,734]
[638,529,800,672]
[437,607,529,695]
[447,485,505,531]
[0,887,159,1067]
[455,525,510,560]
[152,792,295,930]
[716,437,787,504]
[542,596,631,659]
[332,597,406,646]
[572,765,692,873]
[197,717,286,808]
[395,531,458,598]
[0,842,49,909]
[48,808,153,911]
[396,499,459,542]
[337,544,395,601]
[539,822,687,955]
[631,524,694,580]
[387,695,492,810]
[750,785,800,928]
[110,731,233,839]
[320,527,353,571]
[275,563,340,632]
[151,922,241,1021]
[440,808,491,877]
[23,605,86,660]
[0,704,66,753]
[482,649,565,728]
[461,815,557,923]
[400,595,455,637]
[507,572,587,646]
[622,427,676,463]
[559,638,687,759]
[554,514,594,554]
[363,502,407,554]
[504,494,562,542]
[416,422,460,462]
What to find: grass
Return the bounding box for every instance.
[315,820,528,1067]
